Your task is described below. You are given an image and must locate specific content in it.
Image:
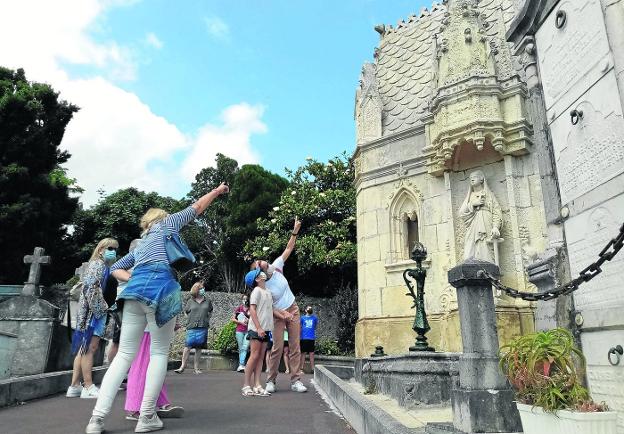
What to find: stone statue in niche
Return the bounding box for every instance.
[458,170,503,264]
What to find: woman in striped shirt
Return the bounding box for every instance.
[85,183,229,434]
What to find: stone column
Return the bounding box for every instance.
[448,258,521,433]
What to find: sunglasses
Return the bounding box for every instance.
[106,247,118,251]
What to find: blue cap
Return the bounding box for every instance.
[244,269,262,288]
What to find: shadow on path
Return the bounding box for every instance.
[0,370,355,434]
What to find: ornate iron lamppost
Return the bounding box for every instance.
[403,242,435,352]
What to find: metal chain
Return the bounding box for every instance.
[477,223,624,302]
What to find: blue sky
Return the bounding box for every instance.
[1,0,429,205]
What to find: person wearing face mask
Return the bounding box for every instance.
[175,281,213,374]
[232,293,250,372]
[67,238,119,400]
[250,217,308,394]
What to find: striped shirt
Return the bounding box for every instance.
[111,206,197,271]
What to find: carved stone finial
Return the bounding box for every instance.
[374,24,385,35]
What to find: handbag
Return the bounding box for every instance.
[163,226,196,272]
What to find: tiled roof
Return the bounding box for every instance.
[374,0,520,135]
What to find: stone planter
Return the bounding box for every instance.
[516,403,618,434]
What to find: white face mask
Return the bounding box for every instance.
[266,265,275,279]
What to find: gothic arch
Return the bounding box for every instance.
[388,187,423,263]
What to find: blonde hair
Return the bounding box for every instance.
[140,208,168,233]
[190,281,203,297]
[90,238,119,261]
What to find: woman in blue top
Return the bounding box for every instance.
[86,183,229,434]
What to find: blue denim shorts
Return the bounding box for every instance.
[118,263,181,328]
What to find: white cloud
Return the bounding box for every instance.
[181,103,266,182]
[204,16,230,40]
[145,32,163,49]
[0,0,265,207]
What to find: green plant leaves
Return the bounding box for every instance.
[499,328,595,412]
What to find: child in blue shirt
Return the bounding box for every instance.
[298,306,318,374]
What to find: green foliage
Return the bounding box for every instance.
[0,67,79,284]
[70,187,185,261]
[184,155,287,292]
[244,153,356,295]
[213,321,237,355]
[315,337,341,356]
[334,284,358,354]
[499,328,607,412]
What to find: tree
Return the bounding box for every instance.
[244,153,356,296]
[185,157,289,292]
[184,154,240,290]
[0,67,79,284]
[223,164,288,281]
[70,188,185,262]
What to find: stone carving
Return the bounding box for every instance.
[458,170,502,263]
[422,0,532,176]
[22,247,51,296]
[535,0,611,111]
[387,186,423,263]
[355,63,383,144]
[557,101,624,205]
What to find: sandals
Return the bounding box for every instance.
[241,386,255,397]
[194,369,203,375]
[253,386,271,397]
[174,368,184,374]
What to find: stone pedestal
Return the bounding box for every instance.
[448,259,522,433]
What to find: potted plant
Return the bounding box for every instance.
[499,328,617,434]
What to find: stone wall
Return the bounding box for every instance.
[171,291,341,357]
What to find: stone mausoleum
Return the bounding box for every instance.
[354,0,624,428]
[354,0,548,356]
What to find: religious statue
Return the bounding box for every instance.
[458,170,503,263]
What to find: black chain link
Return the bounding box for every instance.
[477,223,624,302]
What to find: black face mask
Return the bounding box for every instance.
[306,309,312,315]
[244,299,250,308]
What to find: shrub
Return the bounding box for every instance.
[315,337,341,356]
[214,321,237,355]
[334,284,358,355]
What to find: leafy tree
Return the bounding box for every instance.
[223,164,288,281]
[70,188,185,262]
[244,153,356,296]
[0,67,79,284]
[184,154,240,289]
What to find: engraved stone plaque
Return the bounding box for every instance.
[566,195,624,313]
[548,73,624,205]
[536,0,611,114]
[581,329,624,432]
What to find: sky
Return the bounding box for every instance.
[1,0,430,206]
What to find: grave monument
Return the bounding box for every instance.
[354,0,555,356]
[507,0,624,430]
[0,247,79,375]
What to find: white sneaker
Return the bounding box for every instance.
[80,384,99,399]
[265,380,276,393]
[291,380,308,393]
[236,365,245,372]
[85,416,104,434]
[135,413,164,432]
[66,384,83,398]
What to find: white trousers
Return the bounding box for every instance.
[92,300,175,417]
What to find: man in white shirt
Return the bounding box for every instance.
[251,217,307,393]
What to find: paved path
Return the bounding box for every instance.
[0,371,355,434]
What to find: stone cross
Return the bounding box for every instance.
[22,247,51,296]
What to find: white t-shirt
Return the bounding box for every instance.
[266,256,295,310]
[248,286,274,332]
